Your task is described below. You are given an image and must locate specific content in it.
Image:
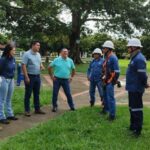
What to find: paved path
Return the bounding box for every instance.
[0,73,150,140]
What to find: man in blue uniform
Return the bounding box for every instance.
[126,38,149,136]
[101,41,120,121]
[87,48,104,107]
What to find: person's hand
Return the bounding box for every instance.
[145,83,150,88]
[25,76,30,84]
[41,65,45,70]
[50,75,56,81]
[69,77,73,82]
[87,77,90,81]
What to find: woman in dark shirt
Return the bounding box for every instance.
[0,44,18,124]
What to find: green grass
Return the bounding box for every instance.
[0,106,150,150]
[12,86,52,115]
[75,59,150,75]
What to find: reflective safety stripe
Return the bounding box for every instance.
[114,70,120,73]
[131,108,143,112]
[137,69,146,72]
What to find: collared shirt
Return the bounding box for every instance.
[126,51,147,93]
[49,56,75,79]
[22,49,41,75]
[0,56,16,79]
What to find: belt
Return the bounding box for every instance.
[28,74,40,77]
[55,76,68,80]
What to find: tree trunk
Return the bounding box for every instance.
[69,11,82,64]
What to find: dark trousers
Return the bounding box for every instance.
[128,92,143,132]
[24,74,41,112]
[52,78,74,109]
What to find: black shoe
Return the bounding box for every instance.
[70,108,75,111]
[52,107,57,112]
[35,110,46,114]
[132,130,141,137]
[90,102,94,107]
[100,110,107,115]
[7,116,18,120]
[108,115,115,121]
[0,119,10,124]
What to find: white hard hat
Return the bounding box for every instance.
[93,48,102,55]
[102,40,114,49]
[127,38,143,48]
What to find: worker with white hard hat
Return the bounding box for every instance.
[126,38,149,137]
[101,40,120,121]
[87,48,104,107]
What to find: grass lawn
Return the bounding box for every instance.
[76,59,150,75]
[12,86,52,115]
[0,106,150,150]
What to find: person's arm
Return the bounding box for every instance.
[48,60,56,81]
[69,60,76,82]
[22,64,30,84]
[136,59,148,88]
[40,63,45,70]
[22,53,30,84]
[87,62,92,81]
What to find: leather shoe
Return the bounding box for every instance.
[52,107,57,112]
[35,110,46,114]
[24,112,31,117]
[7,116,18,120]
[0,119,10,124]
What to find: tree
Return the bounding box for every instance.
[0,0,150,63]
[57,0,150,63]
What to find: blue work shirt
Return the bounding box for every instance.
[22,49,41,75]
[126,51,147,93]
[105,54,120,83]
[87,58,104,81]
[0,56,16,79]
[49,56,75,79]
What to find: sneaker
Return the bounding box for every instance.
[52,107,57,112]
[24,112,31,117]
[7,116,18,120]
[0,119,10,124]
[35,110,46,115]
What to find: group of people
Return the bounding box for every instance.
[0,38,149,137]
[87,38,149,137]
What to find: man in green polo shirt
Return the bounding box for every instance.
[48,48,75,112]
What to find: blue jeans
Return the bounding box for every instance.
[52,78,74,109]
[0,77,14,120]
[103,83,116,117]
[89,80,103,104]
[24,74,41,112]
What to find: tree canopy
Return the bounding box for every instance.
[0,0,150,62]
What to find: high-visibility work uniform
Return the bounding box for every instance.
[126,51,148,133]
[103,52,120,118]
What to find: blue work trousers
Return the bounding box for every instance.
[103,83,116,117]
